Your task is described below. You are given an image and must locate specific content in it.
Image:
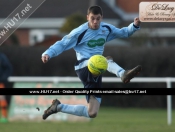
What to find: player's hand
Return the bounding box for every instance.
[41,54,50,63]
[134,17,141,27]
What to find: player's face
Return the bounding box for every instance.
[87,13,102,30]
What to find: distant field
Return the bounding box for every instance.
[1,107,175,132]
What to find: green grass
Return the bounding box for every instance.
[0,107,175,132]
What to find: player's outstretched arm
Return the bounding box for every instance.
[41,54,50,63]
[106,17,141,40]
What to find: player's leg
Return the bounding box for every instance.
[87,95,100,118]
[0,95,8,123]
[106,56,125,77]
[0,85,8,123]
[76,66,101,118]
[42,95,101,120]
[106,56,142,83]
[42,99,90,120]
[42,66,102,120]
[57,95,100,118]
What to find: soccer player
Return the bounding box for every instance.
[41,5,142,119]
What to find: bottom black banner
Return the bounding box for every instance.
[0,88,174,95]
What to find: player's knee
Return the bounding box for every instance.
[105,56,113,60]
[88,111,98,118]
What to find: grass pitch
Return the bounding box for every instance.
[0,107,175,132]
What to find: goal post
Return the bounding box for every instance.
[166,78,172,125]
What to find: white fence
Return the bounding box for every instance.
[8,76,174,125]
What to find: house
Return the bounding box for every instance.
[114,0,175,46]
[0,0,120,46]
[0,0,174,47]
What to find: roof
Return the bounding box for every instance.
[0,0,120,28]
[0,0,119,19]
[0,0,174,29]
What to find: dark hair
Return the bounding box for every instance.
[87,5,103,16]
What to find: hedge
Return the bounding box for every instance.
[1,45,175,108]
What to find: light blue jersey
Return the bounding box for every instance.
[42,22,140,70]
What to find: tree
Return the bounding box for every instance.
[60,13,86,33]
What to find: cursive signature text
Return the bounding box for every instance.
[151,3,174,13]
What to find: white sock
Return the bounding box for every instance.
[107,59,125,77]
